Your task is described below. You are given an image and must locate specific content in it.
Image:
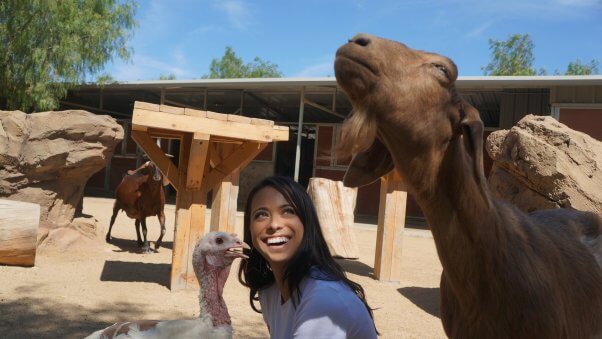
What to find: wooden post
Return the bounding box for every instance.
[374,171,407,282]
[170,134,209,289]
[210,170,239,233]
[0,199,40,267]
[307,178,358,258]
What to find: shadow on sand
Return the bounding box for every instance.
[106,236,174,254]
[100,260,171,288]
[0,286,148,339]
[398,286,440,318]
[336,258,375,279]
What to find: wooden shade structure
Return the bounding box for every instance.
[131,101,289,290]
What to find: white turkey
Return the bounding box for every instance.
[85,231,249,338]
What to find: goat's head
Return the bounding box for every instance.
[334,33,486,197]
[136,161,163,183]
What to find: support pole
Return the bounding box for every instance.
[374,171,407,282]
[294,87,305,182]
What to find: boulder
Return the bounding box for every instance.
[486,114,602,213]
[0,110,123,244]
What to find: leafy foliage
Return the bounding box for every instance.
[482,34,538,76]
[159,73,176,80]
[563,59,599,75]
[0,0,137,112]
[203,46,282,79]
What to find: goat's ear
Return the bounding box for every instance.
[343,137,394,187]
[460,102,490,206]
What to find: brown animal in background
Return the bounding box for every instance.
[106,161,167,253]
[334,33,602,338]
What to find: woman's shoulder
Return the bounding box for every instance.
[302,268,358,303]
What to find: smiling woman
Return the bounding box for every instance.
[238,176,378,339]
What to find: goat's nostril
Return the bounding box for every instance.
[352,36,371,47]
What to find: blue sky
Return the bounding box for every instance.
[103,0,602,81]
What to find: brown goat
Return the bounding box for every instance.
[334,33,602,338]
[106,161,167,253]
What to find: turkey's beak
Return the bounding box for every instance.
[225,241,250,259]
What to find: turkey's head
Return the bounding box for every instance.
[193,232,250,277]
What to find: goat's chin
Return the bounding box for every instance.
[336,107,378,159]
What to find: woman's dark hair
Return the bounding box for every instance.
[237,176,377,331]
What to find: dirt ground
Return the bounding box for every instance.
[0,196,445,339]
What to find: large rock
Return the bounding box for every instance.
[486,114,602,213]
[0,110,123,243]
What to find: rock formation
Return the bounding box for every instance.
[486,114,602,213]
[0,110,123,244]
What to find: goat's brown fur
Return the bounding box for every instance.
[106,161,167,253]
[335,33,602,338]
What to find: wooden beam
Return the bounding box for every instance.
[131,130,180,190]
[186,133,210,190]
[202,142,267,194]
[133,108,289,142]
[374,171,407,282]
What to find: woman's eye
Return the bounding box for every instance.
[282,207,296,215]
[253,211,268,219]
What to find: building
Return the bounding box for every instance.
[62,76,602,221]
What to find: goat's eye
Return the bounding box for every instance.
[215,237,223,245]
[433,63,449,79]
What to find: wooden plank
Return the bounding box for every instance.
[202,142,267,194]
[374,171,407,282]
[133,108,289,142]
[131,124,148,132]
[130,130,180,190]
[251,118,274,126]
[186,133,210,190]
[146,128,186,140]
[134,101,160,111]
[161,104,185,115]
[184,108,207,118]
[227,114,251,124]
[206,111,228,121]
[0,199,40,267]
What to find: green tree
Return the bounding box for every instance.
[159,73,176,80]
[203,46,282,79]
[482,33,538,76]
[563,59,599,75]
[0,0,137,112]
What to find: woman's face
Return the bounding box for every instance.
[249,186,304,272]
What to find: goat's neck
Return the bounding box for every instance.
[198,262,231,327]
[382,126,504,292]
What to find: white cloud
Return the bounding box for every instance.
[554,0,601,5]
[294,61,334,77]
[215,0,251,30]
[464,20,494,39]
[111,54,191,81]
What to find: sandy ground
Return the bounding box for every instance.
[0,196,445,339]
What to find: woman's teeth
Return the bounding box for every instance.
[267,237,289,245]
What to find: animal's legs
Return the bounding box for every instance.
[106,205,120,243]
[141,218,150,253]
[155,212,166,250]
[135,219,143,246]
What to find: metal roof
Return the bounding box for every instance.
[63,75,601,125]
[82,75,602,90]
